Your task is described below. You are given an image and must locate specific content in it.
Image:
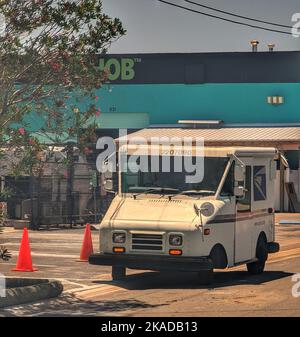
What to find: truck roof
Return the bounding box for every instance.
[116,126,299,151]
[117,128,277,157]
[118,144,277,158]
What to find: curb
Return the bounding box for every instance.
[0,279,64,308]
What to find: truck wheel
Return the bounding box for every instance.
[112,266,126,281]
[198,269,214,285]
[247,238,268,275]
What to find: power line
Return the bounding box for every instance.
[185,0,293,29]
[157,0,292,36]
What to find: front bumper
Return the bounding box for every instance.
[89,253,213,272]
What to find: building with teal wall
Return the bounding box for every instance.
[92,51,300,128]
[97,82,300,127]
[24,51,300,130]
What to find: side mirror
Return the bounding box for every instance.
[103,178,114,192]
[102,160,116,193]
[103,175,117,193]
[234,164,245,182]
[102,161,113,179]
[103,169,113,180]
[234,185,245,198]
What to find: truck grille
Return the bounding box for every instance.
[131,233,163,251]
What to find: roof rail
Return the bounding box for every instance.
[177,120,224,129]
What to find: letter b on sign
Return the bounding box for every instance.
[121,58,135,80]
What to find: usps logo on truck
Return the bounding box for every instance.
[253,166,267,201]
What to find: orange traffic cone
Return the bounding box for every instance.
[12,228,38,272]
[77,223,93,262]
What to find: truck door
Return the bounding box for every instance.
[235,166,252,263]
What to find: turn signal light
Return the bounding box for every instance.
[169,249,182,256]
[113,247,125,253]
[204,228,210,235]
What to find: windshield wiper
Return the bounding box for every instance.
[172,189,215,198]
[129,187,179,198]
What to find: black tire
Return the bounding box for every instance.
[210,245,228,269]
[112,266,126,281]
[198,269,214,285]
[247,237,268,275]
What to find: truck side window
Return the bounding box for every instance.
[220,163,234,196]
[253,165,267,201]
[237,166,251,212]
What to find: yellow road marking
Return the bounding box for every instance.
[80,287,122,299]
[230,246,300,271]
[4,262,57,268]
[269,247,300,260]
[8,250,78,259]
[1,230,16,234]
[72,284,125,299]
[67,283,118,293]
[267,254,300,264]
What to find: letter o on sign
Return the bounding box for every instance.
[105,59,121,81]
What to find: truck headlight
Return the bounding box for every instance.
[169,234,183,246]
[112,232,126,244]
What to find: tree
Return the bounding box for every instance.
[0,0,125,145]
[0,0,125,230]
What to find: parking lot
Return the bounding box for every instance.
[0,214,300,317]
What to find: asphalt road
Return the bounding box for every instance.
[0,214,300,317]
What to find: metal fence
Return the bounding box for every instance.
[3,161,113,229]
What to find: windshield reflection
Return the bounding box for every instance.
[121,156,229,196]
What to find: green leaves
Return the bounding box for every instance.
[0,0,125,173]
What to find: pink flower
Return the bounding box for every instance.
[18,127,25,135]
[95,96,99,102]
[49,61,61,72]
[84,147,93,155]
[95,107,101,117]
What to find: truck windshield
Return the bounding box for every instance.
[121,156,229,196]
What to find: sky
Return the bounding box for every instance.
[102,0,300,53]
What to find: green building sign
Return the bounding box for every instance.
[99,58,136,81]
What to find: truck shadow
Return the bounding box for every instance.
[92,270,293,290]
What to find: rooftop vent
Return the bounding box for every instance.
[268,43,275,52]
[250,40,259,52]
